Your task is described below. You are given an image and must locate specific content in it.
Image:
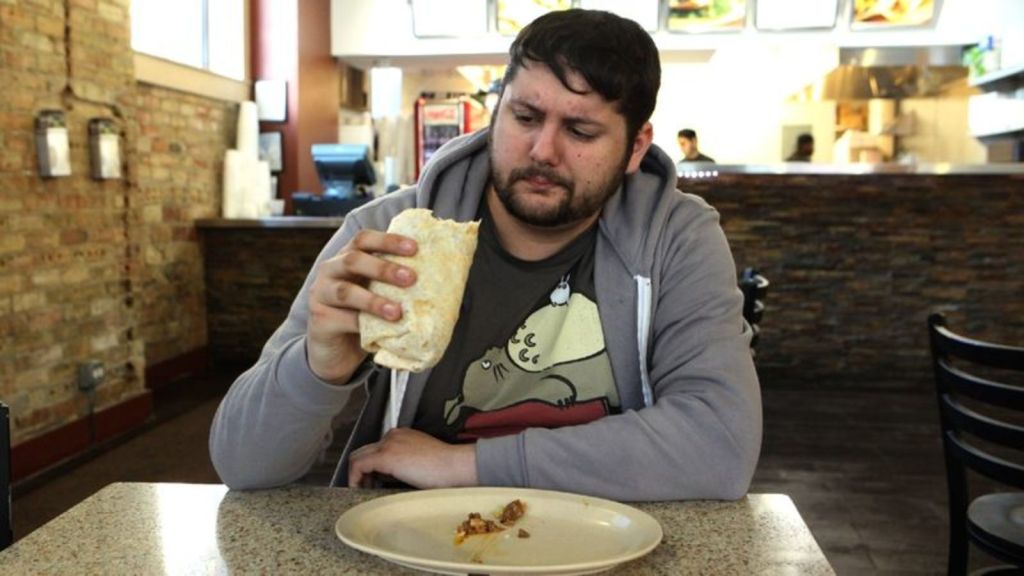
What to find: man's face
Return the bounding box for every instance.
[678,136,696,159]
[488,61,650,228]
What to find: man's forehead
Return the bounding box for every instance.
[517,59,593,93]
[503,63,617,121]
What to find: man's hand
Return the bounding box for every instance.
[348,428,479,489]
[306,230,417,384]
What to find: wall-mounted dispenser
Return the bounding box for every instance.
[35,109,71,178]
[88,118,121,180]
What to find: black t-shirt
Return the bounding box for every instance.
[413,206,619,443]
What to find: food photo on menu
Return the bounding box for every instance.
[852,0,936,27]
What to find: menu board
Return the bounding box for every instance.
[578,0,659,31]
[755,0,838,31]
[667,0,748,33]
[851,0,935,29]
[496,0,573,35]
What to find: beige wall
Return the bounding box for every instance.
[900,99,988,164]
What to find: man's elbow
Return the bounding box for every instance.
[687,430,760,500]
[210,447,256,490]
[209,438,275,491]
[714,431,761,500]
[712,470,754,501]
[212,457,293,491]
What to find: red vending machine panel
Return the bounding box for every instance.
[414,97,485,181]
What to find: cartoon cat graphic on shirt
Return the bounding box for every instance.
[443,275,620,439]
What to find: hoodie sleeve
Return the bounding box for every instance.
[208,214,375,490]
[475,200,762,501]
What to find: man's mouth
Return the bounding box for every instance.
[526,175,555,188]
[511,168,570,192]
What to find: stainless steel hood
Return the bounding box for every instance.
[794,47,968,100]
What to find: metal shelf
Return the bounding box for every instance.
[969,62,1024,88]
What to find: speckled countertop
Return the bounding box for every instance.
[0,483,834,575]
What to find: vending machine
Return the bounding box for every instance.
[413,96,487,180]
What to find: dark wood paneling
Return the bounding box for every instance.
[200,227,337,365]
[681,173,1024,390]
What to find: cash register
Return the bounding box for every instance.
[293,144,376,217]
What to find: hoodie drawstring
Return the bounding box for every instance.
[635,275,654,407]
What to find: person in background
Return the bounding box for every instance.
[787,133,814,162]
[676,128,715,164]
[209,9,761,502]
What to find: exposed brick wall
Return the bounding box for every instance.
[130,87,235,366]
[682,173,1024,390]
[0,0,234,444]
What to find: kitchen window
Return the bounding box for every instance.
[131,0,247,81]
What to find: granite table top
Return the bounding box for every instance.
[0,482,834,575]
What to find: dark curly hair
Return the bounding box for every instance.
[501,9,661,140]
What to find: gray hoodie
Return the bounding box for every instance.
[209,129,762,501]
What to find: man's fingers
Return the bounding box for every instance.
[312,280,401,322]
[349,451,388,488]
[351,230,418,257]
[307,302,360,333]
[349,441,380,460]
[320,249,417,288]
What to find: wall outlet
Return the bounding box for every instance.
[78,361,106,391]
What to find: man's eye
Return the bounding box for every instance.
[569,127,596,141]
[514,113,536,124]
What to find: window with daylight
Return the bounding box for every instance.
[131,0,246,80]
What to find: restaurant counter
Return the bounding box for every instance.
[678,166,1024,390]
[0,482,835,574]
[197,163,1024,389]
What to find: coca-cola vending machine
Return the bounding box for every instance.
[414,96,486,180]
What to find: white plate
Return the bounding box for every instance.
[335,487,663,575]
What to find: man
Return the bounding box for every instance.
[210,10,761,502]
[787,133,814,162]
[676,128,715,163]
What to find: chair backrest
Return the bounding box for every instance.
[928,313,1024,491]
[1,402,11,551]
[738,268,769,349]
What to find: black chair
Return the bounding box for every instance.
[1,401,11,551]
[738,268,768,351]
[928,313,1024,574]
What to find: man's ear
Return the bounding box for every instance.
[625,122,654,174]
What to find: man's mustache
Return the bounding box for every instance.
[508,166,572,190]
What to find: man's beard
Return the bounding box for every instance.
[489,150,628,228]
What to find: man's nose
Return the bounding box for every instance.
[529,122,560,166]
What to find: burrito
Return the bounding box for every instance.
[359,208,479,372]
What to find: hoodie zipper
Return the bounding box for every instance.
[635,275,654,407]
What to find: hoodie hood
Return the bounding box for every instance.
[412,128,682,278]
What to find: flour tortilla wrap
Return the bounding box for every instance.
[359,208,479,372]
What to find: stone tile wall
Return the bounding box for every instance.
[682,173,1024,390]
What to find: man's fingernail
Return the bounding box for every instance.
[382,303,400,319]
[400,240,415,254]
[395,267,412,282]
